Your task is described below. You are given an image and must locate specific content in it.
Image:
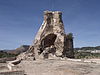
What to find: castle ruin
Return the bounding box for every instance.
[0,11,74,75]
[29,11,74,59]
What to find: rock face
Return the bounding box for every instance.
[29,11,74,59]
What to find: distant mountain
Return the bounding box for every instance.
[0,45,30,62]
[1,45,30,55]
[7,45,30,54]
[75,46,100,50]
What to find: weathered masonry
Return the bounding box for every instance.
[29,11,74,59]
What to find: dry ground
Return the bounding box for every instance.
[18,59,100,75]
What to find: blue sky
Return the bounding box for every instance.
[0,0,100,49]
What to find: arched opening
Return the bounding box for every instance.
[39,34,57,54]
[41,34,57,48]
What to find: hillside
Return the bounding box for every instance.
[75,46,100,50]
[6,45,30,54]
[0,45,30,62]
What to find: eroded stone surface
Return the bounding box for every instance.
[28,11,74,60]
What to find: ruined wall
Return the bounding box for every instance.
[63,34,74,58]
[29,11,74,59]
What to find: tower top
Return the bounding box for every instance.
[44,10,62,21]
[44,10,62,14]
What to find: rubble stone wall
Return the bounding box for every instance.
[27,11,74,60]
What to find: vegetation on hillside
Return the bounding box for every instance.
[0,45,30,59]
[74,50,100,59]
[0,51,17,58]
[0,45,100,59]
[75,46,100,50]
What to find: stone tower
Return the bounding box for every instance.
[29,11,74,59]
